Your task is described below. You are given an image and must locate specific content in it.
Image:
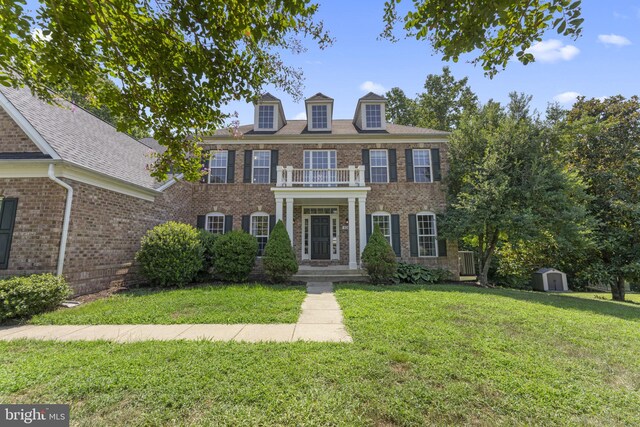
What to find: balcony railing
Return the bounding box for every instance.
[275,166,366,187]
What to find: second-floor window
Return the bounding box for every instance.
[209,151,228,183]
[370,149,389,183]
[304,150,337,186]
[258,105,275,129]
[413,149,432,183]
[365,104,382,128]
[311,105,328,129]
[252,150,271,183]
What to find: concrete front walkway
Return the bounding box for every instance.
[0,282,352,343]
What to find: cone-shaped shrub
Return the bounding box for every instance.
[263,220,298,283]
[362,224,398,284]
[136,221,204,287]
[213,230,258,282]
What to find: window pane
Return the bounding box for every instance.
[258,105,274,129]
[210,169,227,183]
[311,105,328,129]
[370,167,388,183]
[417,214,437,257]
[207,215,225,234]
[251,215,270,255]
[253,151,270,167]
[372,214,391,244]
[418,236,437,257]
[210,151,227,168]
[413,150,432,183]
[370,150,388,167]
[365,104,382,128]
[252,151,271,183]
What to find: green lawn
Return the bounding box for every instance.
[29,283,306,325]
[2,284,640,425]
[560,291,640,304]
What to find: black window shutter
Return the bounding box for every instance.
[408,214,418,257]
[366,214,372,242]
[431,148,441,181]
[224,215,233,232]
[389,149,397,182]
[391,214,401,257]
[438,239,447,257]
[270,150,279,183]
[200,152,210,183]
[243,150,252,183]
[0,198,18,269]
[227,150,236,183]
[269,215,276,232]
[241,215,250,233]
[362,149,370,183]
[196,215,206,229]
[405,149,414,182]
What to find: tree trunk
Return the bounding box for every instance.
[611,276,626,301]
[477,228,499,287]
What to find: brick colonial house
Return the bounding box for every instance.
[0,87,457,295]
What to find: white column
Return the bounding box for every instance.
[348,197,357,269]
[275,197,283,223]
[358,196,367,266]
[286,197,294,246]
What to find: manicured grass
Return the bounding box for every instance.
[29,283,306,325]
[2,284,640,425]
[560,291,640,304]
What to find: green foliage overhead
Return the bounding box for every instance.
[263,220,298,284]
[136,221,204,287]
[381,0,583,77]
[0,273,71,321]
[362,225,398,284]
[0,0,331,181]
[213,230,258,282]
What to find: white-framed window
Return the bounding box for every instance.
[372,212,391,244]
[257,105,275,129]
[250,213,270,256]
[206,213,225,234]
[413,149,432,183]
[370,149,389,183]
[252,150,271,183]
[365,104,382,128]
[303,150,337,187]
[311,105,328,129]
[416,212,437,257]
[209,150,228,184]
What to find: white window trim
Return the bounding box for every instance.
[412,149,433,183]
[361,103,386,130]
[371,211,392,244]
[369,149,389,183]
[256,104,277,131]
[416,211,438,257]
[250,212,270,256]
[205,212,226,234]
[208,150,228,184]
[251,150,271,184]
[310,104,329,130]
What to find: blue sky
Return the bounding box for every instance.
[225,0,640,125]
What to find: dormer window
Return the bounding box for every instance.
[311,105,328,129]
[253,93,286,132]
[365,104,382,128]
[353,92,387,131]
[257,105,275,130]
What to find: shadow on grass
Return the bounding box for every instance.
[120,282,305,298]
[336,283,640,322]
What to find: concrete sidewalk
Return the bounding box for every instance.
[0,282,352,343]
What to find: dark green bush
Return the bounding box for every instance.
[0,274,71,322]
[362,225,398,284]
[263,220,298,283]
[394,262,452,285]
[213,230,258,282]
[197,229,218,274]
[135,221,204,287]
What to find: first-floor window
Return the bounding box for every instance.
[417,213,437,257]
[206,213,225,234]
[372,213,391,244]
[251,213,270,256]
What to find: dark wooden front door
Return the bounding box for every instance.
[311,215,331,260]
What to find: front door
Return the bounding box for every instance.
[310,215,331,260]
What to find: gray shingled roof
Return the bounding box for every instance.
[1,85,164,190]
[306,93,333,102]
[359,92,386,101]
[211,119,448,137]
[258,92,280,102]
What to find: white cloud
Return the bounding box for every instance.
[293,111,306,120]
[359,81,386,94]
[598,34,632,46]
[31,28,52,42]
[525,39,580,63]
[553,91,582,105]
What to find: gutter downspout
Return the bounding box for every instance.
[48,164,73,276]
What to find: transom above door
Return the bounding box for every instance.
[301,207,340,261]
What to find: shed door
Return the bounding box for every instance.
[548,273,563,291]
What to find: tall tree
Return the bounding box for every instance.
[385,87,417,126]
[381,0,584,77]
[0,0,331,181]
[443,95,587,286]
[564,96,640,301]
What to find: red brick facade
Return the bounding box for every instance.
[0,109,41,153]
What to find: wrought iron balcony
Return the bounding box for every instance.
[275,166,366,187]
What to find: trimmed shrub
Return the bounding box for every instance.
[213,230,258,282]
[263,220,298,283]
[136,221,204,287]
[0,274,71,322]
[362,224,398,284]
[393,262,452,285]
[197,229,218,274]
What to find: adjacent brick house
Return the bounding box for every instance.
[0,87,458,295]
